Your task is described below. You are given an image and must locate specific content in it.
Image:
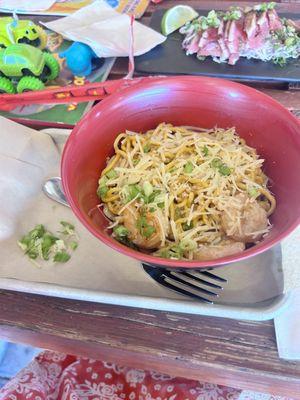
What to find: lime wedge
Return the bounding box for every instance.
[161,5,199,36]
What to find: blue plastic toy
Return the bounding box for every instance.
[59,42,100,77]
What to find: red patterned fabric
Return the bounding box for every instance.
[0,351,241,400]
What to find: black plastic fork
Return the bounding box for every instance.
[142,264,227,304]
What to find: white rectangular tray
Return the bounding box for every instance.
[0,128,291,321]
[0,245,290,321]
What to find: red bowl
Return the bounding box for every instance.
[61,76,300,269]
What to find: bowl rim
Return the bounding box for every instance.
[61,75,300,269]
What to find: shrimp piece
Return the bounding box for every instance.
[193,240,245,261]
[221,193,268,243]
[122,205,164,249]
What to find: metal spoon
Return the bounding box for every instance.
[42,177,69,207]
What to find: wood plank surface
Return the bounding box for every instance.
[1,290,300,397]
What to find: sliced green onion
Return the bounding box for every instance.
[113,225,129,238]
[136,215,156,238]
[60,221,75,230]
[175,208,182,219]
[41,233,58,260]
[143,181,153,197]
[158,245,183,259]
[210,158,222,168]
[202,145,209,156]
[54,251,71,263]
[218,164,231,176]
[97,185,108,200]
[106,169,118,179]
[129,184,141,200]
[143,225,156,238]
[184,161,194,174]
[98,176,108,187]
[143,144,151,153]
[28,250,38,259]
[70,241,78,250]
[182,222,194,231]
[179,239,197,251]
[18,223,78,264]
[248,187,259,198]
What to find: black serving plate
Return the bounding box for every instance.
[135,10,300,83]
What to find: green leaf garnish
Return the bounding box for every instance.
[273,57,287,67]
[199,16,209,30]
[253,2,276,12]
[223,6,242,21]
[206,10,221,27]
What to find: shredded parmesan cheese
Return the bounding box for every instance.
[98,123,276,260]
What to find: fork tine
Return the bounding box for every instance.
[179,271,223,289]
[142,264,225,304]
[156,274,214,304]
[163,271,219,297]
[198,270,227,282]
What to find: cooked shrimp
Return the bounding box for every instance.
[122,205,164,249]
[193,240,245,261]
[221,193,268,243]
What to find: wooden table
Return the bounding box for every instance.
[1,1,300,397]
